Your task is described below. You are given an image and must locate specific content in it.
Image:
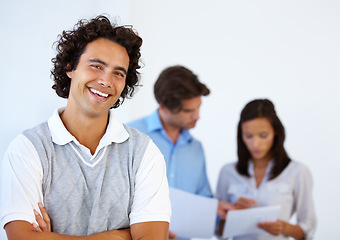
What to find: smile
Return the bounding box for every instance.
[90,88,109,98]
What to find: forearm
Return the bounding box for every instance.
[130,221,169,239]
[5,221,131,240]
[282,221,305,240]
[34,230,131,240]
[10,231,130,240]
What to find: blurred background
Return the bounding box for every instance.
[1,0,339,239]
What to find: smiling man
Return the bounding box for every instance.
[128,65,211,240]
[1,15,171,240]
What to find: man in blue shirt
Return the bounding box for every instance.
[128,65,212,239]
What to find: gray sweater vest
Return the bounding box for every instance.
[23,122,149,236]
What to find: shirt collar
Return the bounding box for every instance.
[48,108,129,146]
[146,109,193,143]
[248,159,274,177]
[145,109,163,132]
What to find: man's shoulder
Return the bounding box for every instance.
[8,122,48,146]
[22,122,51,144]
[22,121,49,134]
[3,124,50,168]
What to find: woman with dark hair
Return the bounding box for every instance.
[216,99,316,240]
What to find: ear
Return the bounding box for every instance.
[66,64,73,79]
[159,104,169,113]
[66,70,73,79]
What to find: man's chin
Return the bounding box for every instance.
[187,122,197,129]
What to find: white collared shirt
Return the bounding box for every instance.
[1,108,171,229]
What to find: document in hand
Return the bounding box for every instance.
[222,205,281,238]
[169,187,218,239]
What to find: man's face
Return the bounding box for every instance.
[66,38,129,118]
[164,96,202,130]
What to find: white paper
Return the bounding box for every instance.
[169,187,218,238]
[222,205,281,238]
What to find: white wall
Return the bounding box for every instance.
[1,0,339,239]
[129,1,340,239]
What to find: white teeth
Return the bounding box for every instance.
[90,88,109,98]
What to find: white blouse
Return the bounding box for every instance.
[216,160,316,240]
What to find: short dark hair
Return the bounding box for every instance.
[51,15,143,108]
[154,65,210,112]
[236,99,291,180]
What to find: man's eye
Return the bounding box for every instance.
[91,64,102,70]
[115,72,125,78]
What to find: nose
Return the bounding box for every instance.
[193,109,200,121]
[252,137,260,148]
[98,71,112,88]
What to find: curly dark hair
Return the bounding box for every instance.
[51,15,143,108]
[236,99,291,180]
[154,65,210,112]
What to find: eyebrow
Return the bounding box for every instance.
[89,58,128,75]
[182,108,195,112]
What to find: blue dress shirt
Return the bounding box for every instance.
[128,110,213,240]
[127,110,212,197]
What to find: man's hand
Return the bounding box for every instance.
[32,202,51,232]
[257,220,285,236]
[217,197,257,220]
[30,202,132,239]
[217,198,257,236]
[217,201,235,220]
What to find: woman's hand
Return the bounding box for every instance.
[168,230,178,239]
[257,220,285,236]
[32,202,51,232]
[258,220,305,239]
[234,197,257,209]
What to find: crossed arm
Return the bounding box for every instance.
[5,203,169,240]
